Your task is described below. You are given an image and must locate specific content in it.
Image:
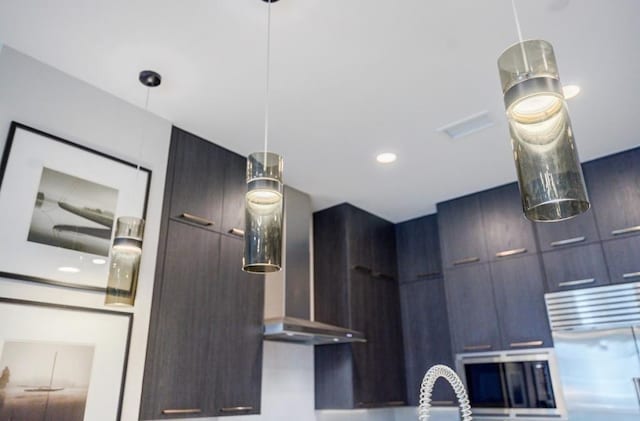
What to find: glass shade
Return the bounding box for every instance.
[243,152,284,273]
[498,40,589,222]
[105,217,144,306]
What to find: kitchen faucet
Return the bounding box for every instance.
[418,365,472,421]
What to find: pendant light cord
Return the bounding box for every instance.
[263,0,273,158]
[511,0,530,71]
[135,85,151,184]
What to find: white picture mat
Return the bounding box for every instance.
[0,126,149,288]
[0,301,131,421]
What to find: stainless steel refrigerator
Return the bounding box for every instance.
[546,282,640,421]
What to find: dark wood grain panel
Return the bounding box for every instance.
[490,254,552,349]
[140,221,221,419]
[221,152,246,236]
[396,214,442,283]
[541,243,610,292]
[438,194,488,268]
[535,208,600,252]
[602,236,640,284]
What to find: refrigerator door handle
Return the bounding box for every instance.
[634,378,640,407]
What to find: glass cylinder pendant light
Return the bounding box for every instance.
[498,3,589,222]
[243,152,284,272]
[105,217,144,306]
[243,0,284,273]
[105,70,160,305]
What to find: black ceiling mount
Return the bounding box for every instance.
[261,0,280,3]
[139,70,162,88]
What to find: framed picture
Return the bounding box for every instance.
[0,298,132,420]
[0,122,151,292]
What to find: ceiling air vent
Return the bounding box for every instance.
[437,111,494,139]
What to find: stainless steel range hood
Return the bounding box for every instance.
[263,186,366,345]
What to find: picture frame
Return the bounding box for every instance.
[0,297,133,421]
[0,122,151,292]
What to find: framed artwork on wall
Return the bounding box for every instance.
[0,122,151,292]
[0,298,133,421]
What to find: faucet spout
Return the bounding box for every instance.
[417,365,472,421]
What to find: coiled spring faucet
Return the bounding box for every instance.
[417,365,472,421]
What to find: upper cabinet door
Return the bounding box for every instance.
[347,207,374,270]
[209,237,264,416]
[221,153,247,238]
[602,236,640,285]
[584,148,640,241]
[491,255,552,350]
[396,214,442,282]
[480,183,537,261]
[371,218,398,281]
[445,263,501,354]
[169,127,226,230]
[541,243,610,292]
[438,194,488,269]
[535,209,600,252]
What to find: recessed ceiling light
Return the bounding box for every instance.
[376,153,397,164]
[563,85,581,100]
[58,266,80,273]
[92,258,107,265]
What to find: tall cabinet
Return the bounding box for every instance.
[314,204,406,409]
[140,127,264,419]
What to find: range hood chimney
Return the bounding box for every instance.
[263,186,366,345]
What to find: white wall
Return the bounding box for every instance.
[0,45,461,421]
[0,45,172,421]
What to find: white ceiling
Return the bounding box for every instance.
[1,0,639,222]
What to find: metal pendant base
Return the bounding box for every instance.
[139,70,162,87]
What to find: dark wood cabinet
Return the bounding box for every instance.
[438,194,488,269]
[445,263,501,354]
[168,127,226,230]
[396,214,442,282]
[141,126,264,419]
[541,243,610,292]
[221,153,247,238]
[490,255,552,349]
[534,209,600,252]
[140,221,221,419]
[602,236,640,284]
[584,148,640,241]
[400,278,455,406]
[480,183,537,260]
[314,204,406,409]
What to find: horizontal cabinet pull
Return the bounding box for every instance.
[558,278,596,288]
[431,400,455,405]
[612,225,640,236]
[496,248,527,258]
[510,340,544,348]
[220,406,254,413]
[452,256,480,266]
[351,265,372,274]
[357,401,405,407]
[372,272,396,281]
[550,236,586,247]
[463,344,492,351]
[228,228,245,237]
[623,272,640,280]
[416,272,442,279]
[180,213,214,226]
[162,408,202,415]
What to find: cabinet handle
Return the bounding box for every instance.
[357,401,405,407]
[416,272,442,279]
[495,248,527,258]
[228,228,245,237]
[550,236,586,247]
[510,340,544,348]
[463,344,492,352]
[612,226,640,236]
[351,265,372,274]
[220,406,254,413]
[431,400,454,405]
[558,278,596,288]
[180,213,214,226]
[372,272,396,281]
[452,256,480,266]
[162,408,202,415]
[623,272,640,280]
